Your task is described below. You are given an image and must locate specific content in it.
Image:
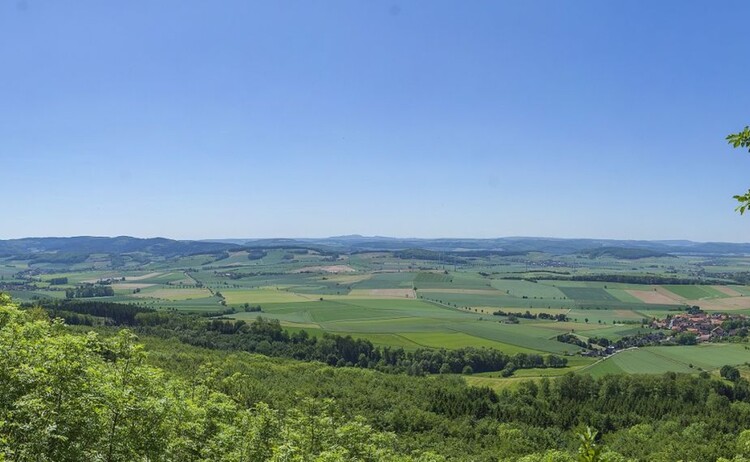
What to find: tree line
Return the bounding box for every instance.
[29,300,568,376]
[141,315,569,375]
[65,284,115,298]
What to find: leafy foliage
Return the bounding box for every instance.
[727,126,750,214]
[0,294,441,461]
[6,293,750,460]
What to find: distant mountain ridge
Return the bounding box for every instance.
[240,236,750,256]
[0,236,236,259]
[1,235,750,258]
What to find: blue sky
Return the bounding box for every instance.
[1,1,749,241]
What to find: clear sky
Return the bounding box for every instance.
[2,1,749,241]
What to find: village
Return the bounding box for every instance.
[651,311,748,341]
[575,310,749,358]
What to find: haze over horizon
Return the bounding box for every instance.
[4,233,750,246]
[2,1,749,241]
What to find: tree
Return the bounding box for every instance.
[0,294,437,461]
[720,364,741,382]
[577,427,602,462]
[727,126,750,214]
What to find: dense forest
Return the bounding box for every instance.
[5,294,750,460]
[64,284,115,299]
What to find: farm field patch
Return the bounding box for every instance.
[419,290,574,309]
[222,288,314,304]
[350,272,416,289]
[714,285,742,296]
[558,287,619,302]
[626,289,681,304]
[397,332,544,354]
[449,321,575,354]
[662,285,728,300]
[585,343,750,378]
[132,287,211,301]
[294,265,356,273]
[566,308,646,325]
[348,288,416,298]
[489,280,568,299]
[604,289,644,303]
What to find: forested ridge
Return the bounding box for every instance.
[5,294,750,460]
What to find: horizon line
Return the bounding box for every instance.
[2,234,750,245]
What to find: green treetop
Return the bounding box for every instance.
[727,126,750,214]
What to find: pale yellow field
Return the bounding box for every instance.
[167,277,196,285]
[294,265,356,273]
[323,274,372,285]
[713,285,742,296]
[699,297,750,311]
[222,288,314,304]
[85,272,167,284]
[113,283,155,290]
[463,375,537,391]
[613,309,646,319]
[133,288,211,300]
[279,321,321,329]
[420,288,502,295]
[469,306,570,315]
[626,289,681,304]
[527,321,603,332]
[125,272,164,281]
[348,289,416,298]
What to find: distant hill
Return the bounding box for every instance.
[2,235,750,261]
[578,247,671,259]
[0,236,238,260]
[241,236,750,256]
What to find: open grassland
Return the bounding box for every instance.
[448,322,576,354]
[229,295,588,355]
[221,288,315,304]
[419,290,574,309]
[566,308,645,325]
[465,356,597,391]
[714,285,742,296]
[132,287,212,301]
[603,289,644,303]
[585,343,750,378]
[489,279,568,298]
[626,289,680,304]
[559,287,619,302]
[348,288,416,298]
[662,285,729,300]
[396,332,544,354]
[692,296,750,312]
[350,272,415,289]
[415,272,490,290]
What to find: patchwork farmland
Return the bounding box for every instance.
[5,240,750,382]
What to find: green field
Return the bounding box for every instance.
[662,285,728,300]
[489,279,568,298]
[585,344,750,378]
[559,287,620,302]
